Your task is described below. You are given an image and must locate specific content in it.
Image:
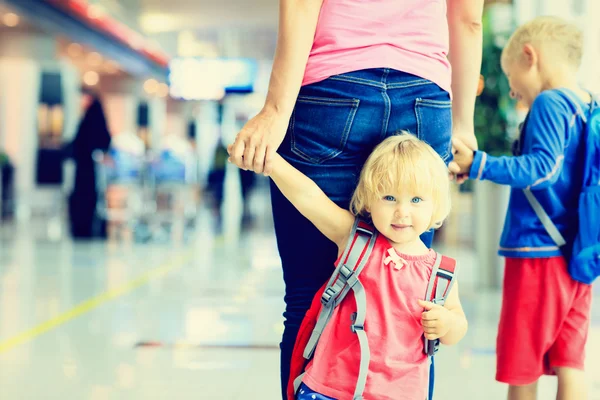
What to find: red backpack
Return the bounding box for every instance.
[287,218,458,400]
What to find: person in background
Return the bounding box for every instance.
[64,89,111,239]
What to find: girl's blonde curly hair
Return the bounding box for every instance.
[349,133,451,230]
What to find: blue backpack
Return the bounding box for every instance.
[524,89,600,284]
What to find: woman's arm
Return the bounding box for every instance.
[265,0,324,119]
[446,0,485,150]
[229,0,324,175]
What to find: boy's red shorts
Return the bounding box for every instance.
[496,256,592,385]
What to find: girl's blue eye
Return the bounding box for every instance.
[383,195,396,202]
[411,197,423,204]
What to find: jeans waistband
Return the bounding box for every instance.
[328,68,435,89]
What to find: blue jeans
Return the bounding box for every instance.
[271,68,452,400]
[296,383,336,400]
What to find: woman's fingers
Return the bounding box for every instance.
[253,142,268,174]
[230,135,247,167]
[229,109,288,173]
[263,145,276,176]
[243,138,257,170]
[452,137,471,154]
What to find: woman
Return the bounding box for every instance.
[229,1,484,398]
[65,91,111,239]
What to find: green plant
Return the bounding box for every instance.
[474,8,515,156]
[0,151,10,167]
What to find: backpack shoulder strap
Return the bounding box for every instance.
[523,188,567,247]
[523,89,593,247]
[321,218,376,305]
[425,254,457,305]
[423,253,458,356]
[302,218,377,359]
[555,88,588,122]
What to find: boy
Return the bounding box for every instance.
[452,16,593,400]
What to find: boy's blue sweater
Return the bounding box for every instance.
[469,89,589,258]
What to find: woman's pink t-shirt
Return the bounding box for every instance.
[302,234,436,400]
[302,0,451,93]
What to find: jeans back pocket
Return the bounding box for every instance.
[290,96,359,164]
[414,98,452,162]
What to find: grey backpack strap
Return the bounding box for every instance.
[523,188,566,247]
[350,279,369,400]
[424,253,444,304]
[423,253,457,356]
[303,219,377,359]
[524,88,587,247]
[293,373,305,395]
[556,88,588,123]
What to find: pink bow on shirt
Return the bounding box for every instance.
[384,248,407,270]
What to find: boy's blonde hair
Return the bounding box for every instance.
[501,16,583,71]
[350,133,451,229]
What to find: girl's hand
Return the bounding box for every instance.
[228,106,290,176]
[417,299,455,340]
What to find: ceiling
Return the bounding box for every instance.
[116,0,278,59]
[123,0,279,33]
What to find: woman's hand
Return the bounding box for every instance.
[449,137,475,179]
[228,107,290,175]
[449,126,478,183]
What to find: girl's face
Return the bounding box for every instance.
[368,187,434,247]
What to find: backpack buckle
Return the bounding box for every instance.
[350,312,363,333]
[339,264,354,280]
[426,338,441,356]
[437,270,454,281]
[321,287,338,305]
[431,298,445,307]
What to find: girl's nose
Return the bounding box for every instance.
[395,204,409,218]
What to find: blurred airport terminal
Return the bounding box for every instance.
[0,0,598,399]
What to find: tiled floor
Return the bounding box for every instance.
[0,191,598,400]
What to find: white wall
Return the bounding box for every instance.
[0,59,40,203]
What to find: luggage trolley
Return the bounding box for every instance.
[93,147,148,240]
[146,147,199,242]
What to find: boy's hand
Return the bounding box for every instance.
[417,299,455,340]
[448,127,478,184]
[449,137,475,177]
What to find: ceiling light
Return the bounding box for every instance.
[2,13,20,27]
[67,43,83,58]
[104,61,120,74]
[140,14,179,34]
[83,71,99,87]
[88,5,105,20]
[87,52,103,66]
[157,83,169,98]
[144,79,159,95]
